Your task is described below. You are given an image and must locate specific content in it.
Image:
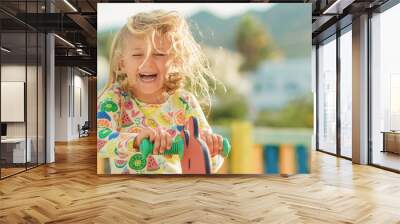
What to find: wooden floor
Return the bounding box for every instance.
[373,150,400,171]
[1,167,26,178]
[1,163,43,178]
[1,136,400,223]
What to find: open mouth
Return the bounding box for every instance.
[138,73,158,83]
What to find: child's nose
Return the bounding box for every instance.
[138,54,156,70]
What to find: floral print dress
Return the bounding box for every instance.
[97,83,224,174]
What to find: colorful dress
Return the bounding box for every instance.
[97,83,224,174]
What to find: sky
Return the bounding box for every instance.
[97,3,274,32]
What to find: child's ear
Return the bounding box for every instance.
[115,59,128,88]
[118,59,125,72]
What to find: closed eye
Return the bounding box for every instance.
[153,53,167,57]
[132,54,143,57]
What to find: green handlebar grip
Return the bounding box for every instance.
[140,135,231,159]
[140,135,185,160]
[222,138,231,157]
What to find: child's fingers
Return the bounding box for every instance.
[148,128,156,142]
[165,133,172,150]
[153,128,161,155]
[133,135,142,149]
[134,131,147,149]
[217,135,223,153]
[212,135,219,157]
[200,131,213,155]
[159,131,167,154]
[206,134,214,155]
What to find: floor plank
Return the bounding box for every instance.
[373,150,400,171]
[0,135,399,223]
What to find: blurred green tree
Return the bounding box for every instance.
[208,87,249,125]
[235,15,274,72]
[255,93,313,128]
[98,30,118,59]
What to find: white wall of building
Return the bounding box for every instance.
[54,67,89,141]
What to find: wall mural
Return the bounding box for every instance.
[97,3,312,175]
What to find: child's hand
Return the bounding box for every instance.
[134,127,172,154]
[200,130,223,157]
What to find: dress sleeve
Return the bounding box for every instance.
[185,92,224,173]
[97,86,138,160]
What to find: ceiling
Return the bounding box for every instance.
[310,0,390,44]
[0,0,393,75]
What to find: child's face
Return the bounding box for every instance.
[120,34,171,97]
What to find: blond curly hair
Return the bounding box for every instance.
[106,10,220,112]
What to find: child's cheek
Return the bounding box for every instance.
[127,75,137,87]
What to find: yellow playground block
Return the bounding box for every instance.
[252,144,264,174]
[230,121,253,173]
[279,144,296,175]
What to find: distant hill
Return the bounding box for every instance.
[98,4,311,59]
[188,4,311,58]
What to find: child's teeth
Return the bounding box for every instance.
[139,73,157,82]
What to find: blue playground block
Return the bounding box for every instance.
[295,144,309,173]
[263,144,279,174]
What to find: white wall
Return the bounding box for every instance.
[1,65,26,139]
[0,65,38,138]
[54,67,69,141]
[72,73,89,138]
[54,67,89,141]
[1,64,46,164]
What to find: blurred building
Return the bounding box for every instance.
[249,58,311,111]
